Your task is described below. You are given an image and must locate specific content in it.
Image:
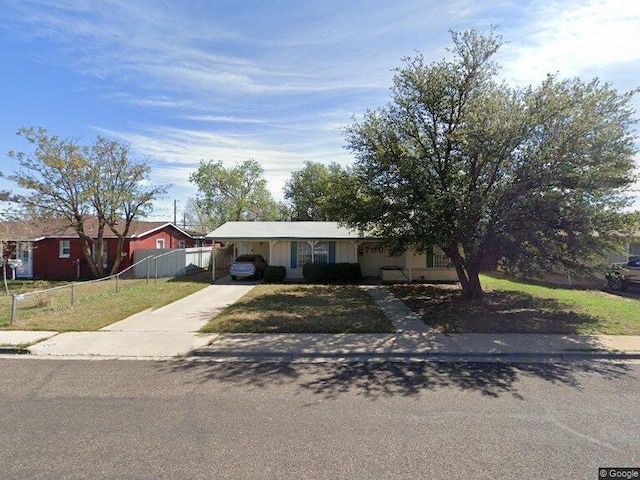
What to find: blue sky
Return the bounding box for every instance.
[1,0,639,221]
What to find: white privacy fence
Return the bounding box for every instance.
[132,247,212,278]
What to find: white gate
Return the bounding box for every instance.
[132,247,212,278]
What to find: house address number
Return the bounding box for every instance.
[360,246,385,254]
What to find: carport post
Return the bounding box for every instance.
[269,240,274,265]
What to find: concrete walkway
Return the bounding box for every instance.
[1,283,640,361]
[361,285,438,334]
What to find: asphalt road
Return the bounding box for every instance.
[1,358,638,479]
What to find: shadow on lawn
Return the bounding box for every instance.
[163,360,632,400]
[166,270,214,284]
[389,285,600,334]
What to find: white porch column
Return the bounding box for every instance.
[309,240,316,264]
[351,241,362,263]
[269,240,277,264]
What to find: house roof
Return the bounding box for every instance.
[0,217,192,241]
[207,221,374,241]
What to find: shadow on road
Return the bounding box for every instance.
[162,360,633,400]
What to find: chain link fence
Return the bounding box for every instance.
[2,249,212,325]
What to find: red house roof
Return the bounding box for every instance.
[0,217,193,241]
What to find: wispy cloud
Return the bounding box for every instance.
[2,0,638,221]
[178,115,268,125]
[91,123,352,193]
[500,0,640,87]
[3,0,458,106]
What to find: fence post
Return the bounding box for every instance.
[11,294,17,324]
[71,284,75,306]
[155,257,158,284]
[116,274,120,293]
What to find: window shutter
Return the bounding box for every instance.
[329,242,336,264]
[426,246,434,268]
[290,241,297,268]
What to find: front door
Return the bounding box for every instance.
[16,242,33,278]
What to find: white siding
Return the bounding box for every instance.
[358,241,404,277]
[237,242,253,256]
[267,240,358,279]
[405,250,427,269]
[335,240,357,263]
[270,241,297,278]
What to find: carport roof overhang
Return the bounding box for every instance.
[206,221,378,241]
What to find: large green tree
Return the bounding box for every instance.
[340,29,638,300]
[7,127,168,278]
[284,161,352,221]
[189,159,282,227]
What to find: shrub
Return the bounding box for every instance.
[302,263,362,283]
[264,265,287,283]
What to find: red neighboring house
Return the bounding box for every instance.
[0,217,208,280]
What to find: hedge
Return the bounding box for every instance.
[264,265,287,283]
[302,263,362,283]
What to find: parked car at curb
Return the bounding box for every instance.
[605,258,640,291]
[230,254,268,280]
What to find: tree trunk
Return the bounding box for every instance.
[107,217,133,276]
[79,234,99,278]
[463,265,484,301]
[444,244,484,301]
[110,235,126,276]
[93,235,106,278]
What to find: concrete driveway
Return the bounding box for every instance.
[27,282,255,359]
[214,275,265,286]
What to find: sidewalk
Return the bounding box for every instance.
[190,332,640,362]
[1,283,639,361]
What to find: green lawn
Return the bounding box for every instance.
[389,274,640,335]
[0,272,212,331]
[201,284,394,334]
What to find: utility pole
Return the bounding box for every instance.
[173,199,178,225]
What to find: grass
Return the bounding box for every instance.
[0,272,212,331]
[389,274,640,335]
[201,284,394,334]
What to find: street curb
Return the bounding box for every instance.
[186,349,640,361]
[0,347,31,355]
